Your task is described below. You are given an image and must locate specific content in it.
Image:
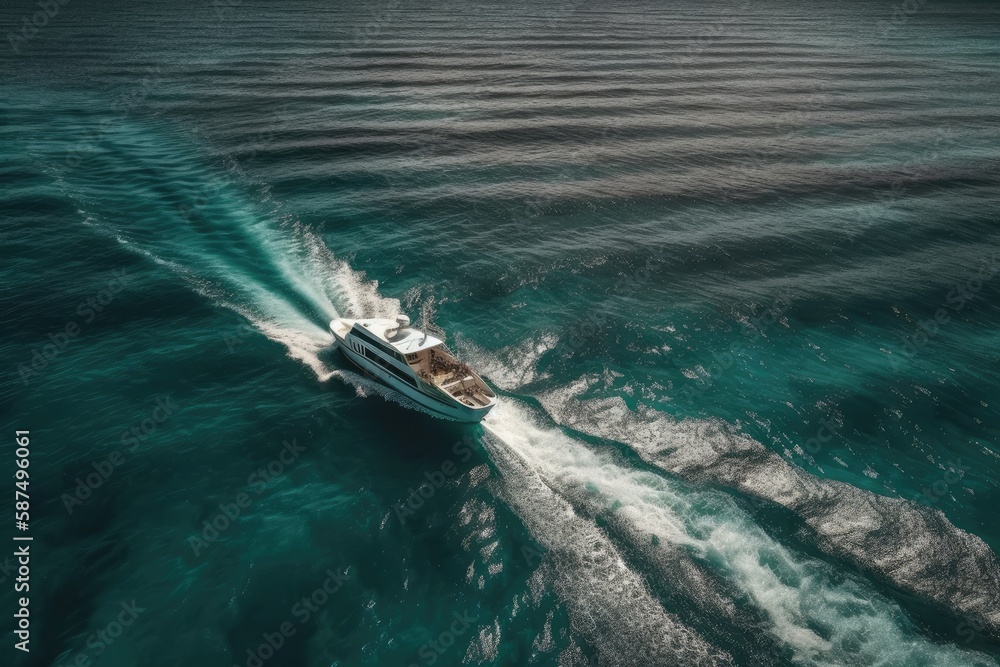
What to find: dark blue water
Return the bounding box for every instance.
[2,0,999,665]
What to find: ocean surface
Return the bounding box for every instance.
[2,0,999,665]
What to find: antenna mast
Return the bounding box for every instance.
[421,303,429,344]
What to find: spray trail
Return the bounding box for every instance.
[482,406,732,667]
[535,375,1000,639]
[36,116,404,385]
[482,398,995,667]
[42,116,728,663]
[41,110,994,665]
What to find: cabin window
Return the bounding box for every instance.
[360,345,418,388]
[405,353,419,363]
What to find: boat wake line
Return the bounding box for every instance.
[50,121,996,666]
[478,398,995,667]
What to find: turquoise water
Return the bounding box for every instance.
[2,1,999,665]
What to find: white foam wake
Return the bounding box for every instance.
[535,377,1000,640]
[482,402,731,667]
[483,398,995,667]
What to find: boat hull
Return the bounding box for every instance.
[333,336,494,423]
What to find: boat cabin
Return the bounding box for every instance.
[343,318,495,408]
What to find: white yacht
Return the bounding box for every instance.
[330,315,497,422]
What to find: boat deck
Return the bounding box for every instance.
[333,317,496,411]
